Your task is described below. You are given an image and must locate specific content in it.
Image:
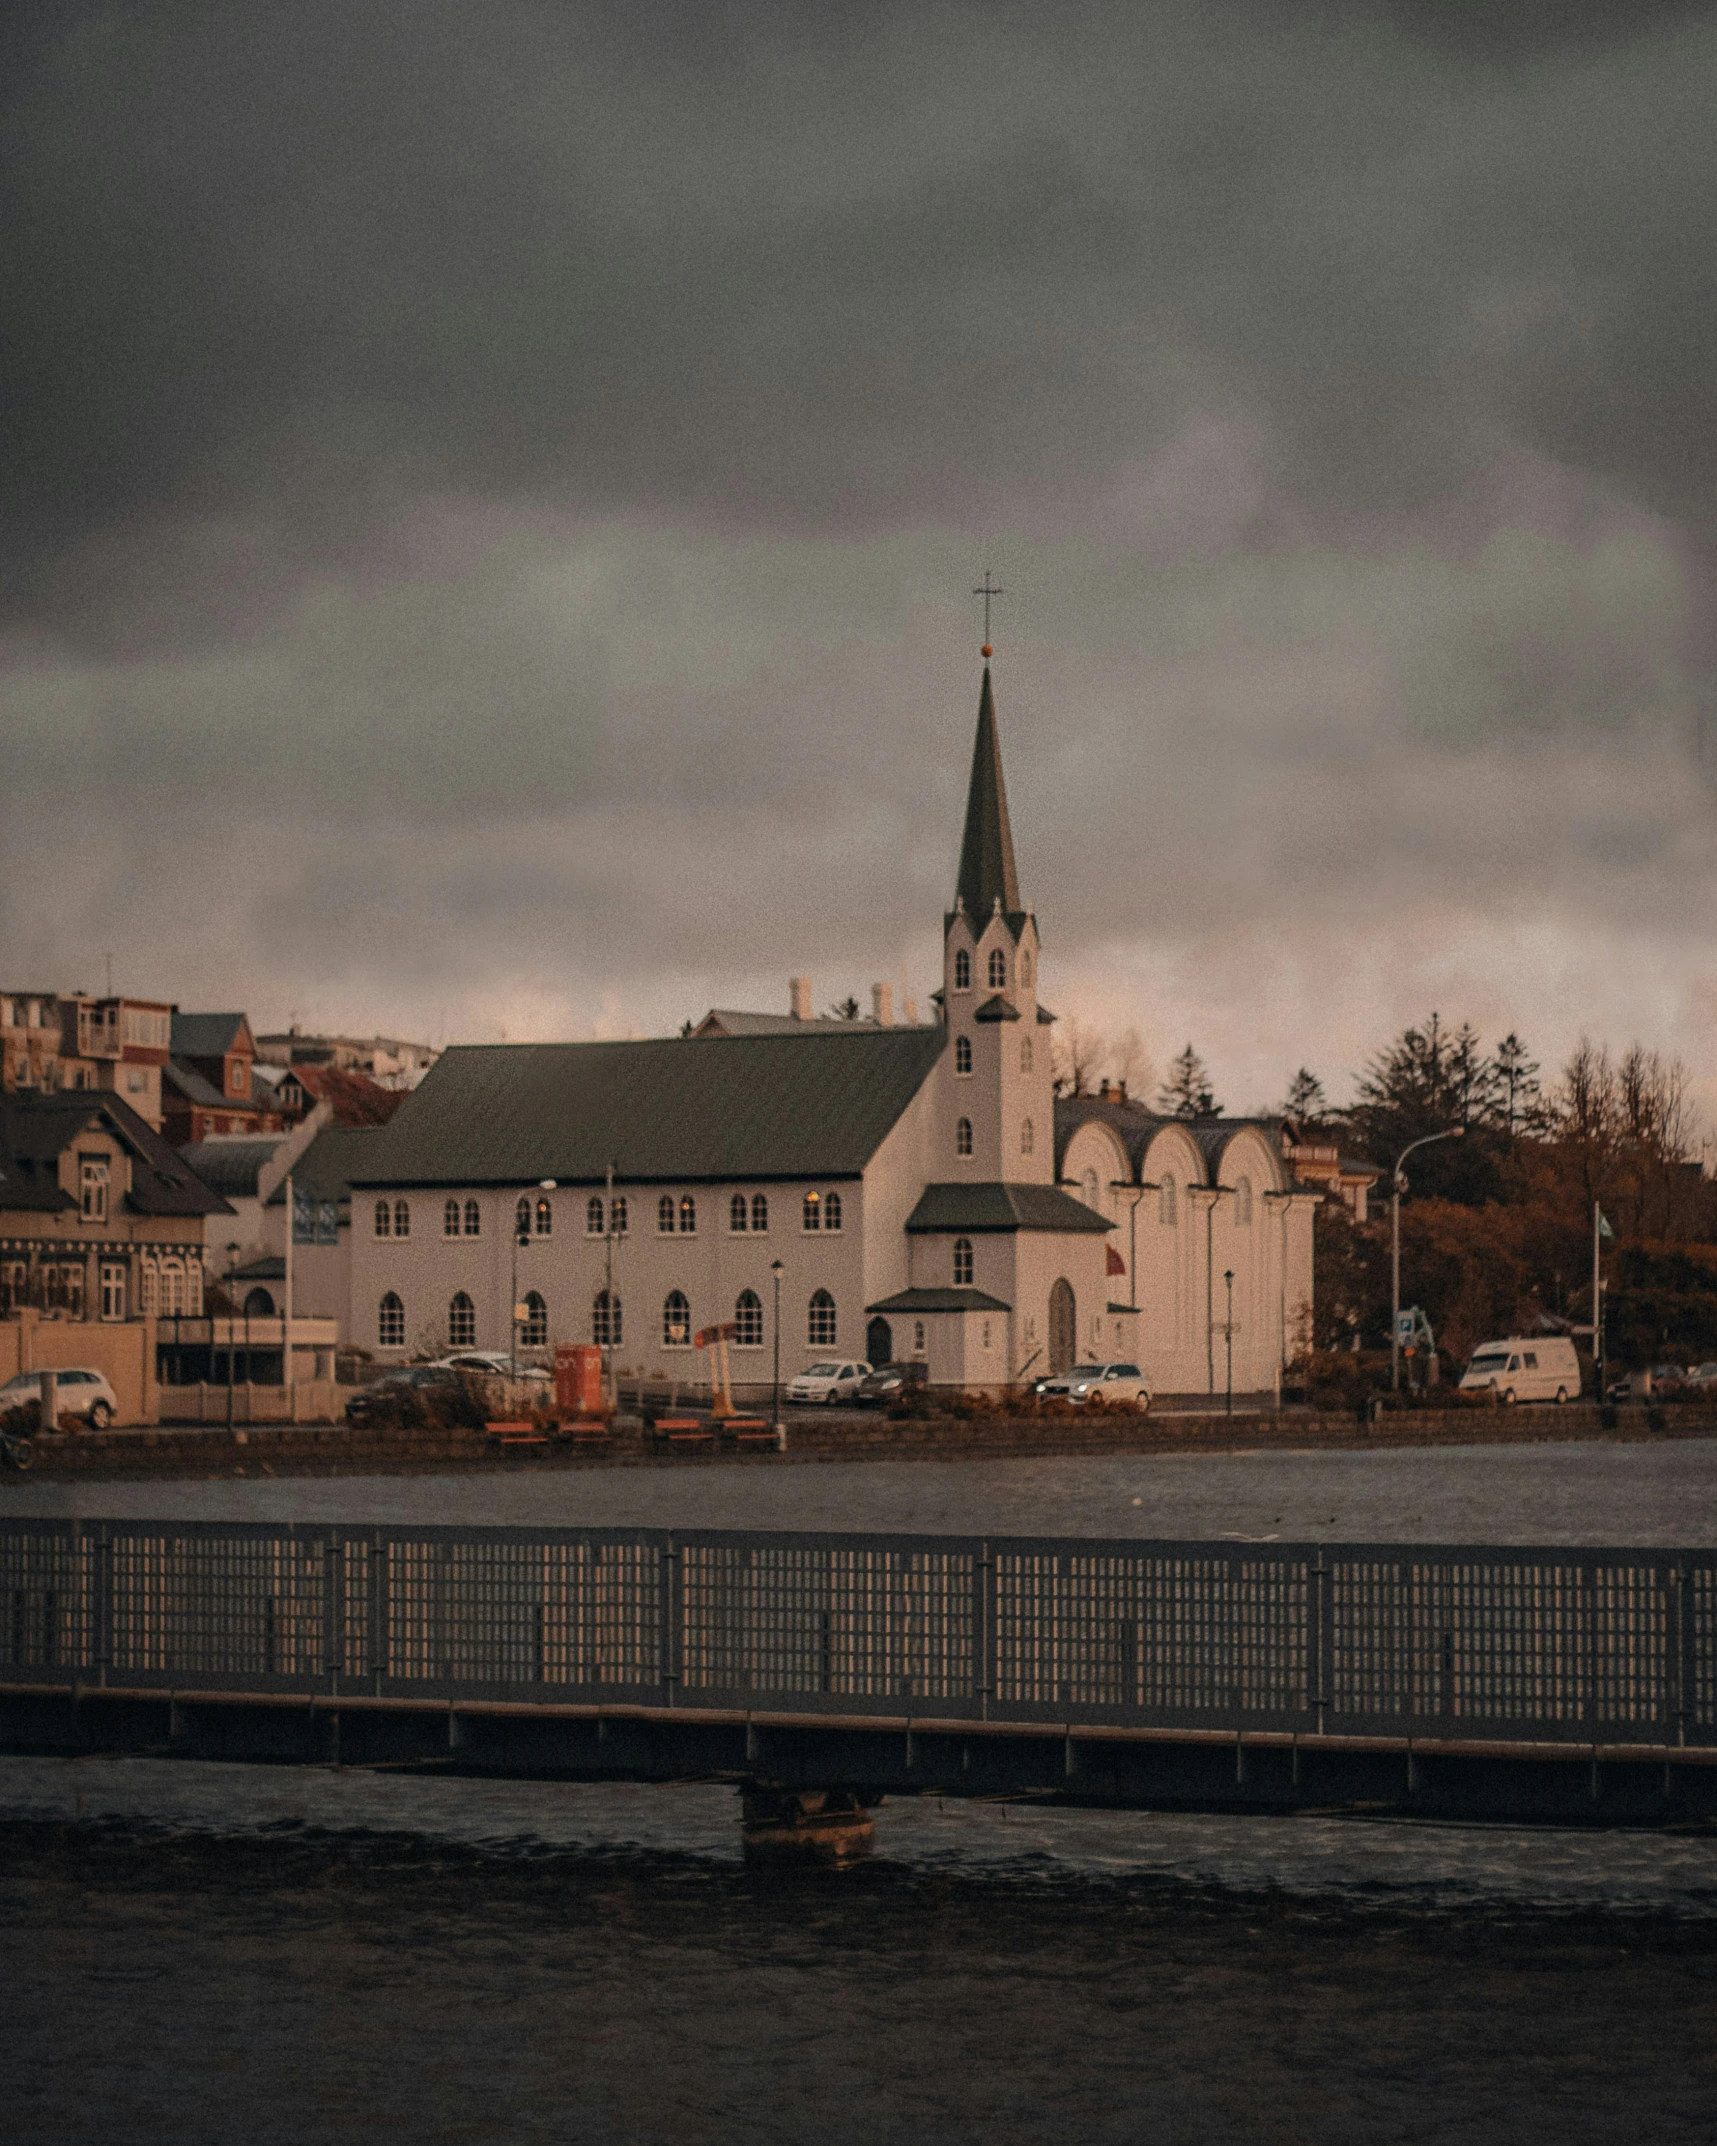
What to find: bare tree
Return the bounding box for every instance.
[1051,1020,1155,1100]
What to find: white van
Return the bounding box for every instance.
[1459,1336,1581,1405]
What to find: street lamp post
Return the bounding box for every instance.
[511,1178,557,1384]
[604,1163,617,1410]
[224,1240,239,1431]
[770,1259,785,1447]
[1391,1128,1464,1392]
[1223,1268,1235,1416]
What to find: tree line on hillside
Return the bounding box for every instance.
[1055,1011,1714,1368]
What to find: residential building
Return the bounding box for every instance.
[271,1062,405,1126]
[255,1028,439,1089]
[161,1012,285,1143]
[1,992,175,1130]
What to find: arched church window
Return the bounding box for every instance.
[955,1036,972,1075]
[1236,1177,1253,1225]
[378,1293,405,1349]
[463,1199,481,1237]
[1159,1177,1177,1226]
[516,1195,532,1240]
[535,1197,552,1237]
[374,1199,391,1238]
[611,1196,627,1235]
[663,1290,691,1346]
[988,948,1006,989]
[444,1199,461,1239]
[808,1289,837,1347]
[658,1195,676,1234]
[521,1291,548,1345]
[1082,1168,1099,1210]
[730,1193,749,1232]
[679,1194,697,1234]
[953,1237,974,1286]
[1020,1036,1032,1073]
[449,1292,476,1347]
[593,1289,622,1346]
[802,1191,821,1231]
[1021,1117,1034,1156]
[1020,950,1033,987]
[734,1289,763,1347]
[954,950,971,990]
[750,1192,768,1232]
[394,1199,410,1238]
[588,1195,605,1236]
[823,1191,842,1231]
[956,1117,973,1157]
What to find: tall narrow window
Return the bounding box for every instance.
[823,1191,842,1232]
[1159,1176,1177,1226]
[956,1117,973,1157]
[658,1194,676,1234]
[535,1197,553,1237]
[679,1194,697,1234]
[750,1192,769,1232]
[515,1195,532,1240]
[393,1199,410,1238]
[1083,1167,1099,1209]
[954,949,971,990]
[100,1264,126,1321]
[1235,1177,1253,1225]
[730,1193,749,1232]
[611,1196,628,1236]
[374,1199,391,1238]
[735,1289,763,1348]
[953,1237,974,1286]
[588,1195,605,1235]
[808,1289,837,1347]
[521,1291,548,1345]
[1020,1035,1032,1072]
[79,1155,108,1222]
[663,1290,691,1347]
[802,1192,821,1231]
[449,1292,476,1347]
[1020,950,1033,987]
[594,1289,622,1346]
[955,1035,972,1074]
[988,948,1006,989]
[463,1199,481,1237]
[379,1293,405,1348]
[1021,1117,1034,1156]
[444,1198,461,1238]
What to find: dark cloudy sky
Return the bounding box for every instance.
[6,1,1717,1114]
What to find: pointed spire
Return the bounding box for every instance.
[954,666,1021,920]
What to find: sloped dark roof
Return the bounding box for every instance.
[973,994,1020,1023]
[163,1058,230,1109]
[348,1028,947,1189]
[179,1138,283,1200]
[1055,1097,1305,1189]
[953,666,1022,920]
[279,1063,403,1126]
[904,1182,1113,1234]
[0,1092,229,1217]
[172,1012,249,1059]
[264,1124,386,1206]
[866,1286,1012,1314]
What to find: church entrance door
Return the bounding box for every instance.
[1049,1279,1075,1374]
[866,1317,892,1368]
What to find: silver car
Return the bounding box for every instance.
[1037,1362,1151,1411]
[0,1366,120,1430]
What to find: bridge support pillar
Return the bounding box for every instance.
[739,1783,880,1868]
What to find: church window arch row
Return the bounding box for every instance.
[1021,1117,1034,1156]
[444,1199,461,1239]
[449,1292,476,1347]
[536,1197,552,1236]
[955,1035,972,1075]
[956,1117,973,1157]
[988,948,1006,990]
[375,1199,391,1238]
[379,1292,405,1349]
[679,1194,696,1233]
[735,1289,763,1347]
[464,1199,481,1237]
[658,1195,675,1234]
[521,1291,548,1346]
[588,1195,605,1235]
[730,1193,749,1232]
[954,949,971,991]
[663,1290,691,1347]
[394,1199,410,1238]
[593,1289,621,1346]
[808,1289,837,1347]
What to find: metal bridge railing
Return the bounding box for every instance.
[1,1519,1711,1748]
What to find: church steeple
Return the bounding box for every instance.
[954,666,1021,918]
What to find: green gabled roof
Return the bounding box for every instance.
[904,1182,1113,1234]
[349,1028,947,1189]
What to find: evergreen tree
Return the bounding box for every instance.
[1158,1043,1221,1119]
[1284,1068,1328,1124]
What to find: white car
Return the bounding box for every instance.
[786,1360,871,1406]
[0,1367,120,1430]
[1037,1362,1152,1411]
[431,1352,552,1388]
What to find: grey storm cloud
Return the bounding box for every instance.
[4,1,1717,1102]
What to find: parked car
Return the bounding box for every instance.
[1037,1363,1152,1411]
[1686,1363,1717,1391]
[431,1351,552,1388]
[1459,1336,1580,1404]
[345,1363,465,1426]
[854,1362,928,1407]
[786,1360,871,1406]
[0,1366,119,1430]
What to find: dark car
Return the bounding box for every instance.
[854,1362,928,1407]
[345,1363,463,1426]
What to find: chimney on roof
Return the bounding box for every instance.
[1116,1080,1128,1103]
[871,982,893,1028]
[1098,1079,1111,1101]
[789,977,812,1022]
[904,994,918,1026]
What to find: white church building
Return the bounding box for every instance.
[347,665,1317,1399]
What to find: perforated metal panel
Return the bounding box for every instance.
[0,1524,91,1675]
[107,1528,327,1681]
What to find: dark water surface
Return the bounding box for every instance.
[4,1760,1716,2144]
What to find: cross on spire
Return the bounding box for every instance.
[972,571,1004,653]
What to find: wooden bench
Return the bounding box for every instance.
[652,1415,716,1448]
[722,1418,776,1447]
[486,1421,549,1449]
